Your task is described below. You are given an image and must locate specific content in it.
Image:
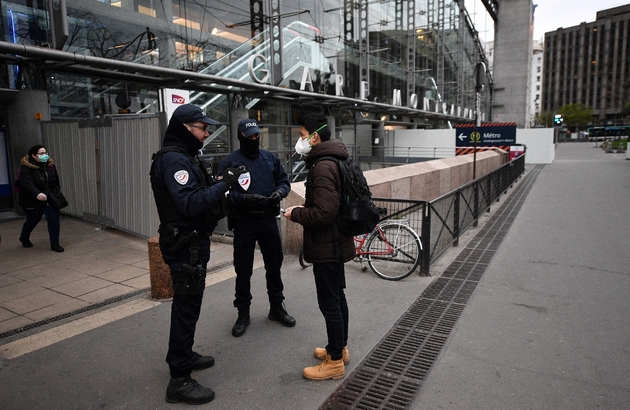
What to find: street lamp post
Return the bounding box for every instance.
[473,61,486,226]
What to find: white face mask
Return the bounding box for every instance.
[294,136,312,155]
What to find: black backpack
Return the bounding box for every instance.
[314,156,380,236]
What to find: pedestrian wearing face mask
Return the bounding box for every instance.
[284,113,355,381]
[217,118,295,338]
[17,144,65,252]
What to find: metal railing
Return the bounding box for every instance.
[370,154,525,276]
[421,154,525,274]
[372,198,426,241]
[214,153,524,277]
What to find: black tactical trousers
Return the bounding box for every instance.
[160,235,210,378]
[166,292,204,378]
[232,215,285,310]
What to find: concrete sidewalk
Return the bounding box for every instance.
[414,143,630,409]
[0,218,437,409]
[0,214,240,336]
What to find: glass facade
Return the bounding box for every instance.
[0,0,491,157]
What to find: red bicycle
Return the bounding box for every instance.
[299,221,422,281]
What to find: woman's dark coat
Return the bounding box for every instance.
[18,155,61,209]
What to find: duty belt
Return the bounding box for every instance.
[236,206,279,217]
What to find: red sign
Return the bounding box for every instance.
[171,95,186,104]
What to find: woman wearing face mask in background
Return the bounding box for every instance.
[18,144,65,252]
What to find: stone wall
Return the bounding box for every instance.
[280,150,506,254]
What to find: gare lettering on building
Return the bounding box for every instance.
[247,53,476,120]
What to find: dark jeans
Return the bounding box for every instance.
[20,205,60,246]
[313,262,348,361]
[232,215,285,310]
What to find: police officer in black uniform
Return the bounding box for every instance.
[150,104,244,405]
[218,118,296,337]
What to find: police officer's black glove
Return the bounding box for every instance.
[243,194,266,205]
[220,167,245,188]
[269,190,283,204]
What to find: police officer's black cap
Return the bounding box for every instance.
[173,104,219,126]
[238,118,262,137]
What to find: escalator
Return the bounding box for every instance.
[47,21,332,153]
[188,21,331,153]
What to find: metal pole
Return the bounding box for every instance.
[473,91,478,179]
[473,61,485,227]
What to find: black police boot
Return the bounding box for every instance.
[268,303,296,327]
[232,309,251,337]
[165,375,215,404]
[191,352,215,371]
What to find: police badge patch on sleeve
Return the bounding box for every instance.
[238,172,251,191]
[174,170,189,185]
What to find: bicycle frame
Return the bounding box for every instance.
[354,224,394,258]
[299,220,422,280]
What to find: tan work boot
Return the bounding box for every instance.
[314,346,350,365]
[303,354,345,381]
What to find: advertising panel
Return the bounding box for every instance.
[160,89,190,121]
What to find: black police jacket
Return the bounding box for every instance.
[217,148,290,214]
[150,121,230,235]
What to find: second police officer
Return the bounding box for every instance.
[218,118,296,337]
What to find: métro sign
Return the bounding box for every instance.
[455,123,517,147]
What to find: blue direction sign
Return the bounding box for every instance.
[455,125,517,147]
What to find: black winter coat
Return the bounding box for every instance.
[150,117,230,233]
[292,139,356,263]
[18,155,61,209]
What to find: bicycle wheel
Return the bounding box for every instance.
[298,250,312,269]
[366,224,421,280]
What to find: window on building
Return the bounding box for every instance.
[173,2,204,31]
[536,85,540,91]
[135,0,157,17]
[98,0,122,5]
[536,76,540,82]
[537,66,541,73]
[175,42,204,68]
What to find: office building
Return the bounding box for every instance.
[530,40,543,126]
[542,4,630,125]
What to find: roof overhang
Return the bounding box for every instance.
[0,41,472,124]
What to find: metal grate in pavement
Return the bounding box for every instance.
[320,165,544,409]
